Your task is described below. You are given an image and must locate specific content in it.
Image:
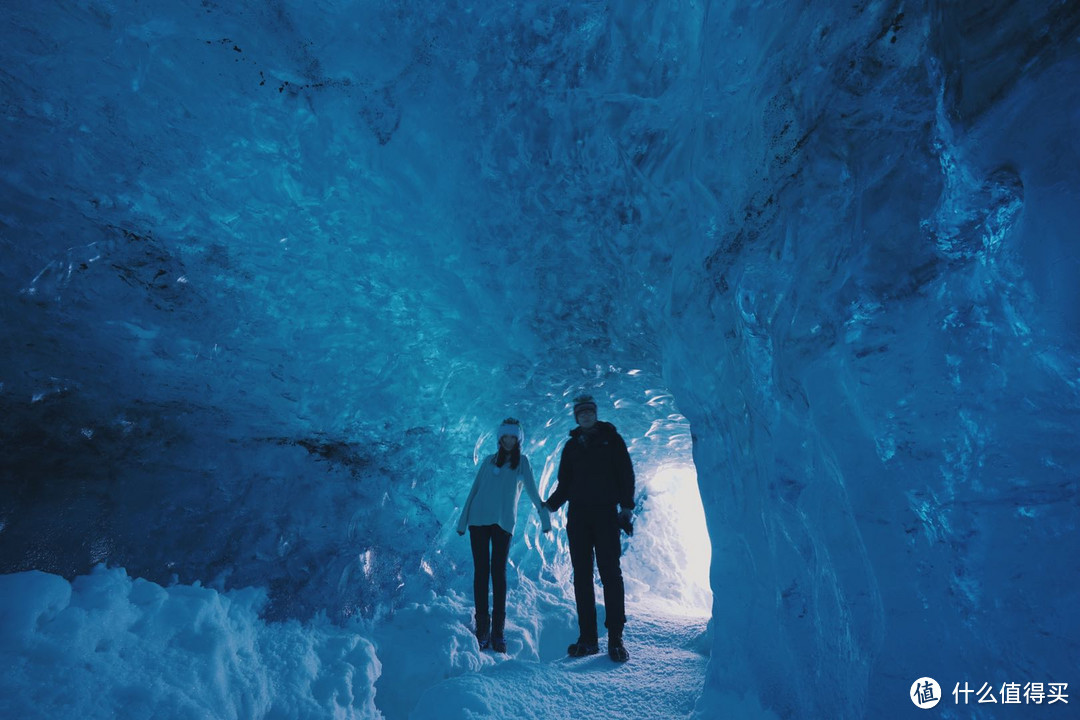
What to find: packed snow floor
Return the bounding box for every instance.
[409,603,711,720]
[1,567,711,720]
[2,462,714,719]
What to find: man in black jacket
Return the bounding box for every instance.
[543,394,636,662]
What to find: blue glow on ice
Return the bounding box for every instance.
[2,1,1078,718]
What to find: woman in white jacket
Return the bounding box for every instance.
[457,418,551,652]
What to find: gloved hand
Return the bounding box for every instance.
[617,508,634,537]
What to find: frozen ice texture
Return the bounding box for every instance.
[1,0,1077,718]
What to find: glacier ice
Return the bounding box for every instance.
[1,0,1078,718]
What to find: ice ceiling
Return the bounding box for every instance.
[2,0,1078,717]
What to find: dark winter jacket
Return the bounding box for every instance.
[546,421,635,517]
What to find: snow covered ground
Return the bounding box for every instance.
[0,564,709,719]
[409,604,710,720]
[1,464,713,719]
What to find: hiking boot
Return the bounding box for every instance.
[608,625,628,662]
[491,612,507,653]
[475,613,490,650]
[567,639,600,657]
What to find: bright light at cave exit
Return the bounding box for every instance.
[629,463,713,615]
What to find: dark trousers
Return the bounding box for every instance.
[469,524,511,617]
[567,510,625,642]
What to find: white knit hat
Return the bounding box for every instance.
[497,417,524,444]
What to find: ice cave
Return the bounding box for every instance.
[1,1,1078,718]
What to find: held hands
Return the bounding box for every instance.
[540,498,554,533]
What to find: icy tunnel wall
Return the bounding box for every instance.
[0,0,677,623]
[2,0,1079,718]
[661,1,1080,717]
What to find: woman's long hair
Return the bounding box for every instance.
[495,442,520,470]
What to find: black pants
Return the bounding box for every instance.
[469,524,511,617]
[567,509,625,642]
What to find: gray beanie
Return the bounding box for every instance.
[572,394,598,417]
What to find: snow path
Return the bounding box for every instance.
[409,604,710,720]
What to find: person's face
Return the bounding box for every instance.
[575,407,597,430]
[499,434,518,451]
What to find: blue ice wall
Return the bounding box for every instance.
[662,2,1080,717]
[2,0,1078,717]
